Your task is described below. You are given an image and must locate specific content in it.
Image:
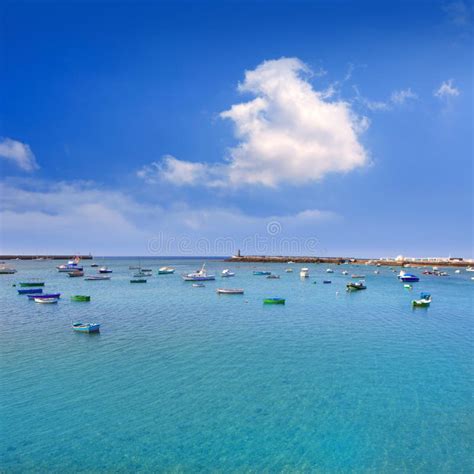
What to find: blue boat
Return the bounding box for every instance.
[398,271,420,282]
[18,288,43,295]
[72,322,100,333]
[323,280,332,284]
[253,271,272,276]
[27,293,60,299]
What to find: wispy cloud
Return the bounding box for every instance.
[443,0,472,26]
[434,79,460,99]
[138,57,369,188]
[0,138,39,172]
[0,179,338,255]
[354,86,418,111]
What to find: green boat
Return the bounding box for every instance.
[263,297,285,305]
[19,282,45,287]
[71,295,91,302]
[130,279,147,283]
[412,293,431,308]
[346,282,366,291]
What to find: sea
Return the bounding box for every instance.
[1,257,472,472]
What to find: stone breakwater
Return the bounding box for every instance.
[226,256,472,267]
[0,255,93,260]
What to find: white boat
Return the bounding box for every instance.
[192,283,205,287]
[85,275,111,281]
[326,268,334,273]
[300,268,310,278]
[341,270,349,275]
[99,267,112,273]
[221,269,235,277]
[158,266,175,274]
[216,288,244,294]
[466,267,474,272]
[454,269,460,274]
[0,265,17,274]
[285,268,293,273]
[182,263,215,281]
[134,271,151,278]
[287,261,294,264]
[34,297,58,304]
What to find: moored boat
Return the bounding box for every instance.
[221,269,235,277]
[412,293,431,307]
[192,283,205,287]
[67,270,84,277]
[158,266,175,274]
[71,295,91,302]
[72,322,100,333]
[323,280,332,284]
[253,270,271,276]
[28,293,60,299]
[85,275,111,281]
[91,263,99,267]
[130,279,147,283]
[300,268,310,278]
[133,271,151,278]
[182,264,215,281]
[19,281,45,287]
[351,274,365,279]
[216,288,244,294]
[267,274,280,279]
[263,297,285,305]
[326,268,334,273]
[341,270,349,275]
[99,267,112,273]
[18,288,43,295]
[0,266,17,274]
[398,271,419,282]
[466,266,474,272]
[34,297,58,304]
[346,281,366,291]
[285,268,293,273]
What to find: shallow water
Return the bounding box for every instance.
[1,258,473,472]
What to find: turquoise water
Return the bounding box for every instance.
[1,258,472,472]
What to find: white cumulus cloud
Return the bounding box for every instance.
[0,138,39,172]
[434,79,460,99]
[139,57,369,188]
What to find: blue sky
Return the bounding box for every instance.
[0,0,472,257]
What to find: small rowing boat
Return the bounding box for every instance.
[19,281,45,287]
[67,270,84,277]
[263,297,285,305]
[34,297,58,304]
[216,288,244,294]
[18,288,43,295]
[266,274,280,279]
[130,279,147,283]
[85,275,111,281]
[71,295,91,302]
[72,322,100,333]
[253,271,271,276]
[158,266,175,274]
[192,283,205,287]
[28,293,60,299]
